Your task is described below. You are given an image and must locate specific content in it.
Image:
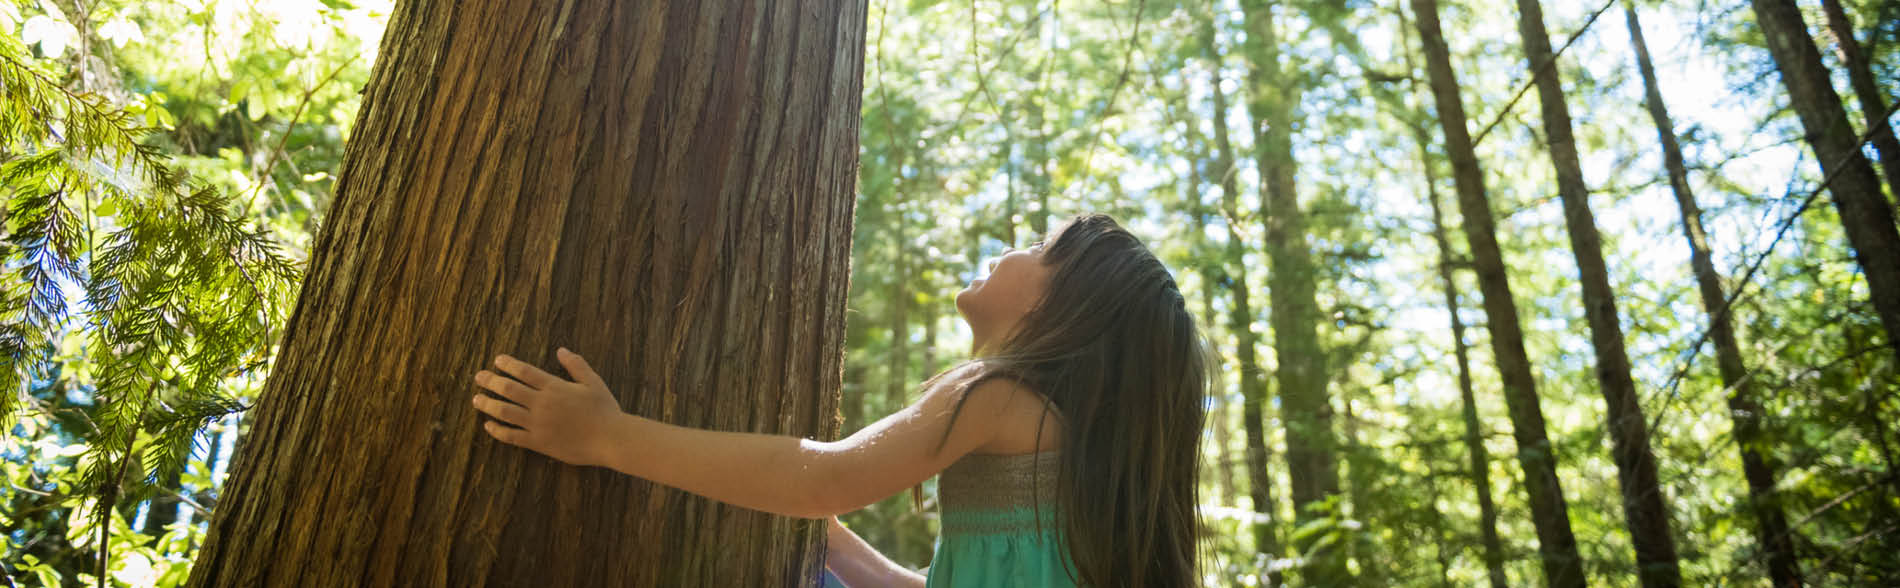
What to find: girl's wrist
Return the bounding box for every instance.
[589,411,642,470]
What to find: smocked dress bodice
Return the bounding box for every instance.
[925,450,1077,587]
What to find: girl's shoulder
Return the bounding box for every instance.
[919,361,1064,455]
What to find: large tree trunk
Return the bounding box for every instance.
[1625,7,1804,586]
[1408,1,1586,585]
[1750,0,1900,364]
[1513,1,1683,585]
[1203,19,1285,583]
[188,1,864,585]
[1819,0,1900,202]
[1238,1,1344,580]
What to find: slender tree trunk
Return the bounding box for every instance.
[1425,472,1454,588]
[841,363,867,439]
[1003,103,1020,245]
[1176,83,1243,510]
[1190,172,1242,510]
[1819,0,1900,201]
[921,302,937,378]
[1211,367,1242,508]
[1239,1,1344,579]
[140,468,183,540]
[184,417,229,555]
[1419,127,1509,588]
[1395,7,1508,584]
[188,418,227,528]
[1625,7,1804,586]
[1750,0,1900,364]
[888,225,909,409]
[1513,1,1684,585]
[1027,16,1053,236]
[1341,396,1383,584]
[1409,1,1586,585]
[188,1,864,585]
[1204,18,1284,582]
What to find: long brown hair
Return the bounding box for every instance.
[938,213,1209,587]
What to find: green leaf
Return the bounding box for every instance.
[36,566,61,588]
[228,79,253,106]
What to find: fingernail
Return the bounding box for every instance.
[558,347,572,357]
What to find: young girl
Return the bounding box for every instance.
[471,213,1208,586]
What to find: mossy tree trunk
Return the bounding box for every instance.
[1237,5,1344,581]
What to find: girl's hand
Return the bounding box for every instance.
[471,348,622,467]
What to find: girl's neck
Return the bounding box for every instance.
[969,330,995,356]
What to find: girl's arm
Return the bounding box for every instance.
[472,349,1032,518]
[824,517,927,588]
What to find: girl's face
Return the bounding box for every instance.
[955,240,1053,347]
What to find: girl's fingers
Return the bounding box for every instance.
[494,354,566,390]
[472,393,529,427]
[475,370,538,404]
[556,348,608,390]
[484,421,526,446]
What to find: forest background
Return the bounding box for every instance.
[2,0,1898,585]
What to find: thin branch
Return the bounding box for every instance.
[1069,0,1149,199]
[243,58,352,215]
[1469,0,1620,149]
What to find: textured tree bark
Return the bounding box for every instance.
[1818,0,1900,202]
[187,1,864,585]
[1625,7,1804,586]
[1202,19,1285,582]
[1512,1,1684,585]
[1238,2,1344,581]
[1750,0,1900,365]
[1409,1,1586,585]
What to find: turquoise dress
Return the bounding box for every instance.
[926,450,1077,587]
